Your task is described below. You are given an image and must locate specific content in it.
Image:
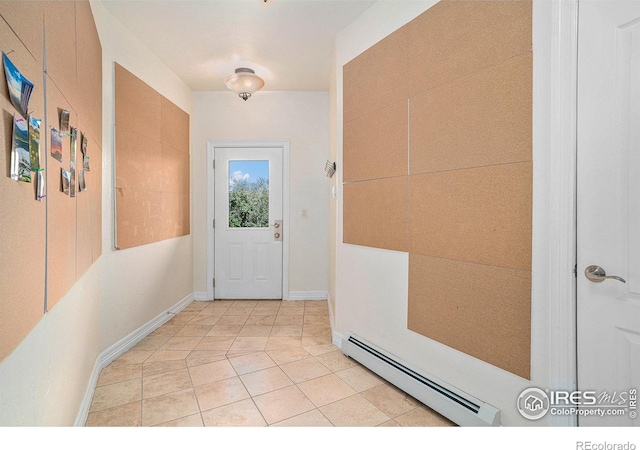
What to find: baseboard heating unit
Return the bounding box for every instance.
[341,333,501,426]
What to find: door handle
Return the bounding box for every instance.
[584,265,626,283]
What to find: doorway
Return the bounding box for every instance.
[207,141,290,300]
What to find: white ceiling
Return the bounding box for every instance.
[101,0,377,91]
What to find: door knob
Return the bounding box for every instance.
[584,265,626,283]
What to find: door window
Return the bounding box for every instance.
[228,160,269,228]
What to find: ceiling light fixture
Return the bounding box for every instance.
[225,68,265,101]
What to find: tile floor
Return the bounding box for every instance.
[85,300,455,427]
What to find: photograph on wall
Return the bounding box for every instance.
[59,109,70,133]
[50,127,63,162]
[81,133,90,171]
[70,127,77,197]
[11,115,31,182]
[78,169,86,192]
[28,116,41,171]
[2,52,34,118]
[37,170,45,201]
[61,168,70,195]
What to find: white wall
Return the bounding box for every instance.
[91,0,194,349]
[192,91,330,297]
[0,1,194,426]
[332,0,556,426]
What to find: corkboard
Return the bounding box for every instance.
[45,79,77,311]
[0,1,45,62]
[0,18,46,363]
[75,0,102,146]
[44,1,77,108]
[114,63,190,250]
[343,177,408,252]
[408,254,531,379]
[343,25,408,124]
[407,0,532,96]
[409,163,532,271]
[343,100,407,183]
[411,53,531,175]
[0,1,103,362]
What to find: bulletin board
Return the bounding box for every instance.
[342,0,533,379]
[114,63,190,250]
[0,0,103,362]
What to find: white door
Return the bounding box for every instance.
[577,0,640,426]
[214,147,283,299]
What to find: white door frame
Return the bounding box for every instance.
[533,0,578,426]
[206,140,290,301]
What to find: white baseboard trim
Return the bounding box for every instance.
[326,292,342,348]
[287,291,328,301]
[75,292,195,426]
[193,292,211,301]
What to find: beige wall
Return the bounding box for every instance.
[191,91,330,297]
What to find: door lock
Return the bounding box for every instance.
[273,220,282,241]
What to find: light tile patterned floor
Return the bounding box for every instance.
[85,300,455,427]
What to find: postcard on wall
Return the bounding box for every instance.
[81,133,90,171]
[70,128,77,197]
[2,52,34,118]
[37,170,46,201]
[28,116,41,171]
[78,169,86,192]
[11,115,31,182]
[59,109,70,133]
[61,168,70,195]
[50,127,63,162]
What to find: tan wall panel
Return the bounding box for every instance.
[115,188,164,249]
[0,2,44,62]
[161,143,190,194]
[408,253,531,379]
[90,136,102,262]
[0,20,46,362]
[343,177,408,252]
[115,63,190,249]
[75,0,102,145]
[162,191,190,240]
[76,170,92,279]
[161,97,189,153]
[115,63,161,141]
[46,78,77,310]
[344,100,407,183]
[115,128,162,192]
[408,0,532,96]
[44,1,77,108]
[410,53,532,175]
[343,26,408,124]
[410,162,532,270]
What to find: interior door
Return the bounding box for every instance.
[577,0,640,426]
[214,147,283,299]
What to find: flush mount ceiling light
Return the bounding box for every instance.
[225,68,265,101]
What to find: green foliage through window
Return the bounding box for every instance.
[229,177,269,227]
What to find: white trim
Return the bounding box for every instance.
[206,140,290,301]
[193,292,211,301]
[74,293,194,426]
[286,291,328,301]
[533,0,578,426]
[327,293,342,348]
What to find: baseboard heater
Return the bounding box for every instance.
[341,333,501,426]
